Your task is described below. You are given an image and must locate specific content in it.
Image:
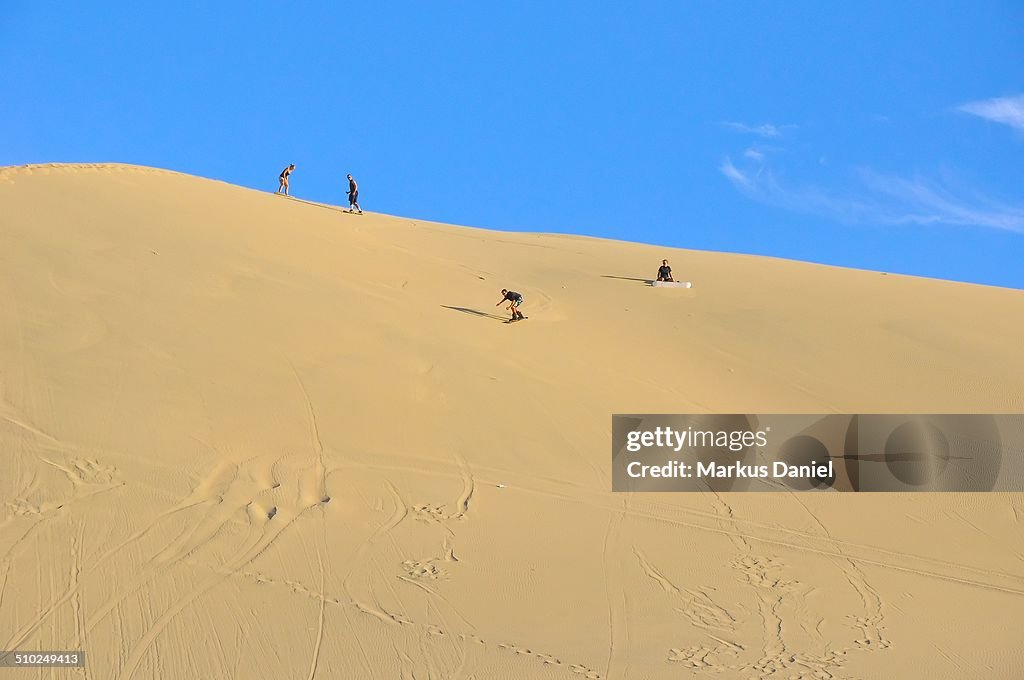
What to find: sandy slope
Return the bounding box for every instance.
[1,163,1022,679]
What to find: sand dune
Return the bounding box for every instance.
[1,163,1022,679]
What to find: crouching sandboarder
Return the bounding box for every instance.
[497,289,525,321]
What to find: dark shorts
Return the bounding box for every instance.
[511,296,523,307]
[349,191,358,203]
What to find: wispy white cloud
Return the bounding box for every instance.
[720,121,794,138]
[743,147,765,162]
[957,94,1024,131]
[719,158,751,186]
[859,170,1024,231]
[719,157,1024,233]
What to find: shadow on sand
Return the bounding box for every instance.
[441,305,508,321]
[602,275,653,284]
[274,194,351,213]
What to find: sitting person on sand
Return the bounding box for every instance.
[277,164,295,195]
[496,289,525,321]
[657,259,674,282]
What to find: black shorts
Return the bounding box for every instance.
[349,191,358,203]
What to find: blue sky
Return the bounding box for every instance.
[4,1,1023,288]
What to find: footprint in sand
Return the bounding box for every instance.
[411,503,463,522]
[849,614,891,650]
[730,555,795,590]
[70,458,118,485]
[401,559,446,580]
[535,653,561,665]
[568,663,601,678]
[6,499,41,517]
[668,645,726,669]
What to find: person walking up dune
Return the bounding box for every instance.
[277,164,295,195]
[346,174,362,213]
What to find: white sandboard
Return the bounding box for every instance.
[650,280,692,288]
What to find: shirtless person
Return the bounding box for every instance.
[346,174,362,213]
[277,164,295,195]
